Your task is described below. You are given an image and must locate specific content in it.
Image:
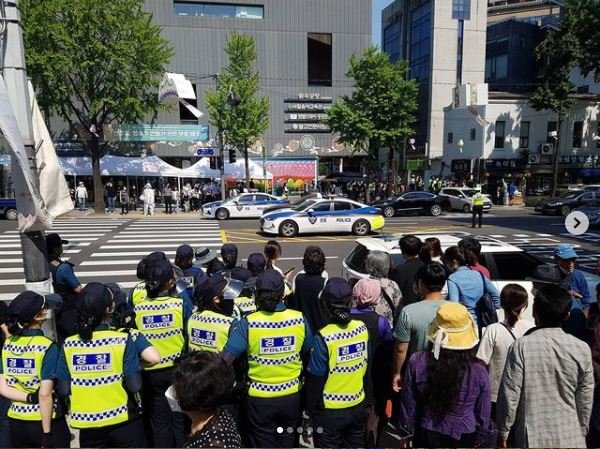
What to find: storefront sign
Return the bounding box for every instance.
[485,159,526,171]
[104,124,209,142]
[284,94,333,134]
[451,159,472,172]
[285,103,332,112]
[286,113,328,121]
[559,155,599,166]
[285,123,331,133]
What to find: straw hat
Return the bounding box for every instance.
[427,302,479,359]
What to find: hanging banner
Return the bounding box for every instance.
[0,74,50,231]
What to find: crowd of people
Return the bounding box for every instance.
[1,233,600,448]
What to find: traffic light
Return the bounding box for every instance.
[209,157,217,170]
[217,156,224,170]
[229,149,236,164]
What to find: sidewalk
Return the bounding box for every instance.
[63,208,202,219]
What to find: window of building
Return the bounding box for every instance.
[447,132,454,144]
[383,22,401,63]
[547,121,557,143]
[452,0,471,20]
[597,122,600,149]
[573,121,583,148]
[470,128,476,141]
[307,33,332,86]
[577,85,590,94]
[179,83,198,124]
[409,1,431,82]
[494,121,506,149]
[519,121,530,149]
[174,2,264,19]
[485,54,508,80]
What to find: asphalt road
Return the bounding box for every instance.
[0,206,598,301]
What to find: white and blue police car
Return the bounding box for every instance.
[202,193,290,220]
[260,197,385,237]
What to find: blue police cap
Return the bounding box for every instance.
[255,269,284,293]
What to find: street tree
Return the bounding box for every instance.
[21,0,172,213]
[529,9,579,198]
[206,32,270,186]
[326,46,418,192]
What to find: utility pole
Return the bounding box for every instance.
[213,74,227,201]
[2,0,54,335]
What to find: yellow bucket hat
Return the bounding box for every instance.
[427,302,479,359]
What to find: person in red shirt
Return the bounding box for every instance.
[459,237,490,279]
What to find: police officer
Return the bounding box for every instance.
[47,232,82,341]
[306,278,369,447]
[221,244,252,283]
[174,244,205,299]
[0,291,70,448]
[222,269,313,447]
[127,251,178,310]
[188,274,242,353]
[134,259,192,448]
[472,191,485,228]
[57,283,144,447]
[233,253,266,316]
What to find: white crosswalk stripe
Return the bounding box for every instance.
[0,217,222,302]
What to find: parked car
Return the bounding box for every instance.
[534,190,600,216]
[261,192,322,215]
[202,193,289,220]
[341,232,600,322]
[583,185,600,192]
[370,191,451,217]
[438,187,493,213]
[0,198,17,220]
[575,201,600,226]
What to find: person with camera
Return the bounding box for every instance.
[222,269,313,448]
[0,291,70,448]
[57,283,144,447]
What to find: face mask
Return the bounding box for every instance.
[165,385,182,413]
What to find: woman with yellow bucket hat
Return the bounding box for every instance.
[398,302,495,447]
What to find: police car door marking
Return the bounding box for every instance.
[337,342,366,363]
[142,313,174,330]
[336,218,351,223]
[260,336,295,354]
[6,358,36,376]
[190,328,216,348]
[72,353,112,372]
[236,205,244,211]
[308,216,318,225]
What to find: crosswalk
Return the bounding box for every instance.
[0,218,222,301]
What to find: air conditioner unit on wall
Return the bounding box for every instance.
[528,154,541,164]
[540,143,554,155]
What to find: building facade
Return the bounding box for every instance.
[381,0,488,179]
[142,0,371,174]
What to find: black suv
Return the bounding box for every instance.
[535,190,600,216]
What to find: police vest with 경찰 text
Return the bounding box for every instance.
[63,330,129,428]
[2,335,58,421]
[246,308,305,398]
[134,296,185,370]
[187,310,235,353]
[320,320,369,409]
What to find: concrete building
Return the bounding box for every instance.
[380,0,488,179]
[142,0,372,174]
[487,0,563,27]
[443,93,600,198]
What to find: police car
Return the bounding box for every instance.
[202,193,290,220]
[260,197,385,237]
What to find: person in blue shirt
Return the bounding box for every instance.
[174,244,205,299]
[445,246,500,329]
[46,232,82,341]
[56,283,144,447]
[554,244,591,340]
[222,269,314,448]
[0,291,70,448]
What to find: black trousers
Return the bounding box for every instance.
[313,406,367,447]
[9,417,70,448]
[246,392,301,448]
[121,203,129,214]
[472,205,483,228]
[79,418,144,448]
[142,368,185,448]
[164,197,173,214]
[415,427,476,447]
[0,397,11,448]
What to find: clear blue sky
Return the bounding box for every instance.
[372,0,394,46]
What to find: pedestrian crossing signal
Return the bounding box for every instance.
[209,157,217,170]
[229,149,236,164]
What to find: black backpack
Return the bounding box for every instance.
[475,271,498,329]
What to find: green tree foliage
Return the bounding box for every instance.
[206,32,270,185]
[21,0,172,213]
[326,46,418,181]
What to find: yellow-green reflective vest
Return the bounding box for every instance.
[320,320,369,409]
[187,310,235,353]
[2,335,56,421]
[63,330,129,429]
[234,295,257,315]
[131,282,147,307]
[473,193,484,207]
[246,308,305,398]
[134,296,185,370]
